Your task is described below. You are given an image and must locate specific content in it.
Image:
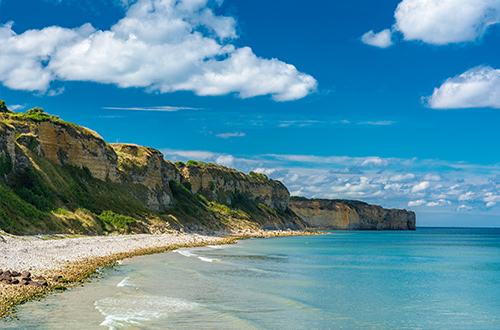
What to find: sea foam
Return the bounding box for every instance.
[95,293,198,330]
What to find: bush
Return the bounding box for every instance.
[0,99,9,113]
[186,160,198,166]
[98,210,136,230]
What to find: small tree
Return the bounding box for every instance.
[0,99,9,113]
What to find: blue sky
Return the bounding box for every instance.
[2,0,500,227]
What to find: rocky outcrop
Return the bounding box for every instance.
[290,199,415,230]
[179,165,290,211]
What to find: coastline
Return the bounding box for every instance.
[0,229,314,319]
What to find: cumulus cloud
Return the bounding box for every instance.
[363,0,500,46]
[394,0,500,45]
[426,66,500,109]
[0,0,316,100]
[361,29,393,48]
[411,181,430,193]
[408,199,426,207]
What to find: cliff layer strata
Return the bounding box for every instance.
[290,198,416,230]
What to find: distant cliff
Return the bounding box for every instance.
[0,108,305,235]
[290,198,415,230]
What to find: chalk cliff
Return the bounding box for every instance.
[290,198,416,230]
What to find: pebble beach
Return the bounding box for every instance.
[0,229,311,318]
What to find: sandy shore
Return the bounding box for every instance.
[0,229,312,318]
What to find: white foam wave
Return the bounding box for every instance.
[175,249,197,257]
[95,293,198,330]
[207,245,225,249]
[198,257,219,263]
[116,277,133,287]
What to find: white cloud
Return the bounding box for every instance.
[363,0,500,46]
[390,173,415,182]
[359,157,390,168]
[408,199,426,206]
[357,120,395,126]
[411,181,430,193]
[426,66,500,109]
[215,155,235,167]
[7,104,24,111]
[0,0,316,101]
[361,29,393,48]
[103,106,202,112]
[216,132,245,139]
[394,0,500,45]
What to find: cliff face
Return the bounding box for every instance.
[0,112,303,234]
[179,165,289,211]
[290,199,416,230]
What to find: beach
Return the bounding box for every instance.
[0,229,310,318]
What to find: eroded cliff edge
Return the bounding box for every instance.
[290,198,416,230]
[0,110,305,234]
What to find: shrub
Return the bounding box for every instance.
[0,99,9,113]
[98,210,136,230]
[186,160,198,166]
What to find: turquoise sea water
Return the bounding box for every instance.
[3,228,500,329]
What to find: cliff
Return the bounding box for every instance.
[290,198,415,230]
[0,109,305,235]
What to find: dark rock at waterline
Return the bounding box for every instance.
[11,279,19,285]
[1,271,11,276]
[10,271,21,277]
[21,271,31,278]
[0,275,12,282]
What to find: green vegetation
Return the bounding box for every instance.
[186,160,199,166]
[0,100,9,113]
[0,151,13,176]
[98,211,136,231]
[174,161,185,167]
[209,181,215,190]
[249,171,268,180]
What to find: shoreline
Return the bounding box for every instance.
[0,229,314,319]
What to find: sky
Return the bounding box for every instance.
[1,0,500,227]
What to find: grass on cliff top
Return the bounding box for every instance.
[291,196,369,207]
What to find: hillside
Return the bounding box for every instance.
[0,107,305,235]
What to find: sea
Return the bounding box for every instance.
[2,227,500,329]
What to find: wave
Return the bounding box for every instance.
[198,256,219,263]
[95,293,198,330]
[174,249,197,257]
[116,277,133,287]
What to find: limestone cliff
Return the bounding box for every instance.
[290,198,415,230]
[178,164,289,211]
[0,111,304,234]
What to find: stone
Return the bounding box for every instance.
[21,271,31,278]
[10,271,21,277]
[28,281,41,287]
[11,279,19,285]
[0,275,12,282]
[19,280,29,286]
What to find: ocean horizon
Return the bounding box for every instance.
[3,227,500,329]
